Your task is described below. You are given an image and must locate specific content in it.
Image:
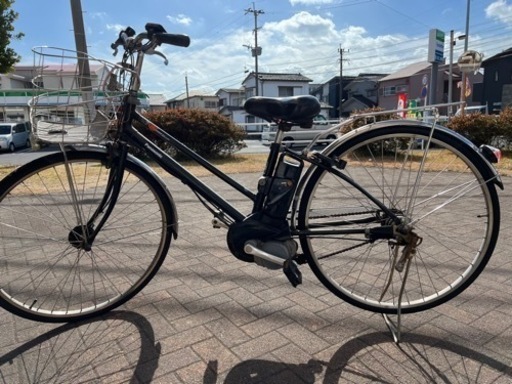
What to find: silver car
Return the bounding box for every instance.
[0,122,31,152]
[261,114,337,147]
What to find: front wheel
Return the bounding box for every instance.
[298,125,500,314]
[0,149,175,322]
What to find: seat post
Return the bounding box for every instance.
[273,121,292,145]
[274,128,284,145]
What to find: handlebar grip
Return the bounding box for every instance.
[156,33,190,47]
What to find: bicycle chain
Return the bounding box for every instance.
[317,239,371,260]
[308,209,378,220]
[307,210,379,260]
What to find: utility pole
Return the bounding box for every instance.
[70,0,92,121]
[460,0,471,114]
[338,46,348,118]
[448,30,454,115]
[245,3,264,96]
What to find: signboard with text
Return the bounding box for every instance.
[428,29,445,63]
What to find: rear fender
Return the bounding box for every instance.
[320,119,503,190]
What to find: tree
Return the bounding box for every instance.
[0,0,23,73]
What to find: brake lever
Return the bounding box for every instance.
[143,45,169,65]
[153,50,169,65]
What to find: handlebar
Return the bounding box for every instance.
[111,22,190,57]
[108,22,190,93]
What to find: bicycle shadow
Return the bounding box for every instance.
[0,311,161,383]
[203,331,512,383]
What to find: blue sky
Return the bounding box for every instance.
[9,0,512,98]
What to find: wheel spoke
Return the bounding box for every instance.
[0,151,172,321]
[298,126,499,314]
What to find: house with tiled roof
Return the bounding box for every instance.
[165,90,219,111]
[242,71,313,99]
[237,72,314,130]
[378,61,482,114]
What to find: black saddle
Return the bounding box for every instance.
[244,95,321,127]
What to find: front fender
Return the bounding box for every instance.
[123,150,180,239]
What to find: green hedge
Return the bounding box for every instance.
[139,109,246,158]
[448,108,512,149]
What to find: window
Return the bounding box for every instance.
[495,71,499,82]
[232,96,244,107]
[245,88,255,98]
[382,85,408,96]
[14,123,27,133]
[382,86,395,96]
[204,101,218,109]
[278,86,294,97]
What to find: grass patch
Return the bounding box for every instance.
[1,150,511,186]
[0,153,270,181]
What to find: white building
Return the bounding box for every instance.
[0,64,152,123]
[216,88,245,125]
[239,72,314,131]
[165,90,219,110]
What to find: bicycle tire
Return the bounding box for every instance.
[298,124,500,314]
[0,149,175,322]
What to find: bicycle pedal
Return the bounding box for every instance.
[283,260,302,287]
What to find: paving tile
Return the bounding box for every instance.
[0,172,510,383]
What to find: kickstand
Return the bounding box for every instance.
[381,255,413,344]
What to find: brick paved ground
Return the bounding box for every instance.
[0,171,510,383]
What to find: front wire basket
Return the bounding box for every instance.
[29,46,137,144]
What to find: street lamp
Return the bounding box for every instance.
[448,32,467,116]
[460,0,471,115]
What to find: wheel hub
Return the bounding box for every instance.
[68,224,93,251]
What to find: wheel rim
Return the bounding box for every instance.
[0,155,169,319]
[299,130,496,312]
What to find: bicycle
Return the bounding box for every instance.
[0,23,503,327]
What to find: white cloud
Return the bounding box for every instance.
[486,0,512,24]
[106,23,125,32]
[89,12,108,20]
[263,11,339,48]
[135,11,424,97]
[167,14,193,27]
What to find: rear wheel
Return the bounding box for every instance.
[325,134,336,145]
[298,125,500,314]
[0,150,175,322]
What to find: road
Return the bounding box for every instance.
[0,147,59,167]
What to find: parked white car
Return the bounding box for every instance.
[261,115,338,146]
[0,122,31,152]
